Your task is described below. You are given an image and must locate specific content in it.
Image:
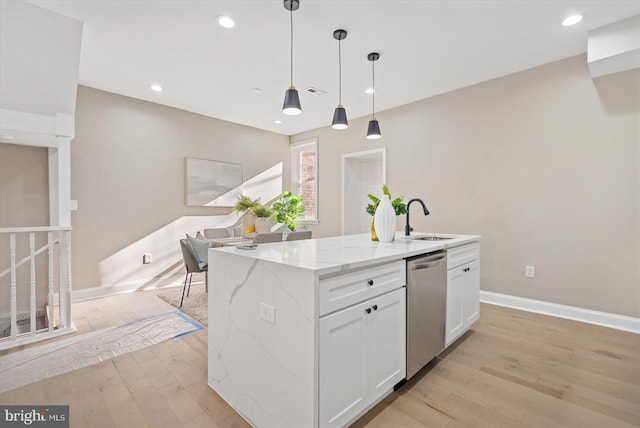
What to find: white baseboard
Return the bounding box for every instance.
[54,273,206,303]
[480,291,640,334]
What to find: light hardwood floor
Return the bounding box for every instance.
[1,288,639,428]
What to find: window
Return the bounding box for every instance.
[291,138,318,222]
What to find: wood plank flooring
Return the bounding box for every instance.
[1,289,639,428]
[354,304,640,428]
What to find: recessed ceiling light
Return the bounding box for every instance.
[365,88,376,94]
[217,15,236,29]
[562,14,582,27]
[150,84,163,92]
[274,120,282,124]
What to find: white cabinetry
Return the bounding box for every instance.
[445,243,480,347]
[319,262,406,428]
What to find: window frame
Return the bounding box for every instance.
[290,138,319,224]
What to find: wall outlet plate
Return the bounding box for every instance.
[260,302,275,324]
[525,265,535,278]
[143,254,152,264]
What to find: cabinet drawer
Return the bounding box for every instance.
[447,243,480,270]
[319,261,406,316]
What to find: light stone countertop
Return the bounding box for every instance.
[210,231,480,276]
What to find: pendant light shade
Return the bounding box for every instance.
[282,0,302,116]
[331,29,348,130]
[367,119,381,139]
[283,86,302,115]
[332,106,348,129]
[366,52,382,139]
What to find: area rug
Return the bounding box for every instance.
[157,284,208,326]
[0,311,203,393]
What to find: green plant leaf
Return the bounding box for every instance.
[367,185,406,216]
[270,190,306,230]
[233,195,261,213]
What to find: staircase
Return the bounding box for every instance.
[0,2,83,349]
[0,227,74,350]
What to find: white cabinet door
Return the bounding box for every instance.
[319,301,369,428]
[367,288,406,402]
[463,260,480,325]
[446,265,465,346]
[319,288,406,428]
[446,260,481,347]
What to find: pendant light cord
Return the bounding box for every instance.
[338,39,342,105]
[372,60,376,117]
[290,6,294,87]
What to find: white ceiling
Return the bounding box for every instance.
[27,0,640,136]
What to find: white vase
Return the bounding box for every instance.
[374,194,396,243]
[255,217,271,234]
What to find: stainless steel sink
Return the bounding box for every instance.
[413,236,454,241]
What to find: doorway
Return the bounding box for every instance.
[341,148,386,235]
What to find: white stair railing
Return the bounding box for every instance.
[0,226,75,350]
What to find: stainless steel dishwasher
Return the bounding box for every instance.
[405,250,447,379]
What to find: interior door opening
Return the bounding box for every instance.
[341,148,386,236]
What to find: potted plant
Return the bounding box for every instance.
[366,185,407,241]
[233,195,261,238]
[251,204,275,233]
[271,191,306,231]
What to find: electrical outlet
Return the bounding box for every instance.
[259,302,275,324]
[525,265,535,278]
[143,254,152,264]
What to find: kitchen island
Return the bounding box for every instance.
[208,232,480,428]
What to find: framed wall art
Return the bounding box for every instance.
[185,157,243,207]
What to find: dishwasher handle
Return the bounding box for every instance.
[409,253,446,270]
[411,261,444,270]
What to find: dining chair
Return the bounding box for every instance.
[285,230,312,241]
[203,228,232,239]
[252,232,283,244]
[179,239,208,307]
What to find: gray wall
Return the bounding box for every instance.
[293,55,640,318]
[69,86,290,291]
[0,144,49,228]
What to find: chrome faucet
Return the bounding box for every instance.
[405,198,430,236]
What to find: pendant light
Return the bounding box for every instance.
[282,0,302,115]
[331,29,348,130]
[366,52,381,139]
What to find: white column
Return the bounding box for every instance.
[48,137,72,227]
[58,230,72,329]
[50,136,72,328]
